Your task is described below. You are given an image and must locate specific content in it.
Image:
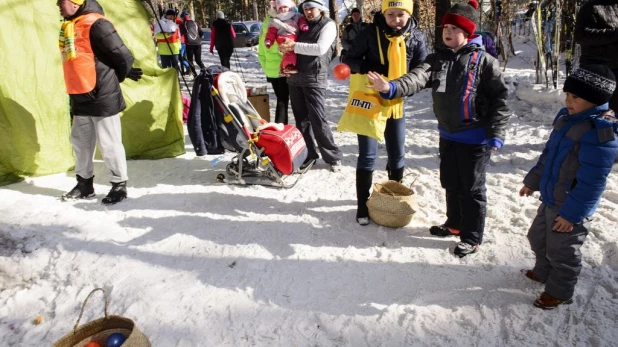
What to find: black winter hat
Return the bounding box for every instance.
[351,7,361,13]
[563,64,617,106]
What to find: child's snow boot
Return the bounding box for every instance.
[102,181,127,205]
[533,292,573,310]
[521,269,545,283]
[454,242,478,258]
[429,225,460,236]
[62,175,95,201]
[284,65,298,74]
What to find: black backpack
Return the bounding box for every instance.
[184,20,203,45]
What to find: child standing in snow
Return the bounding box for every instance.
[367,0,510,258]
[520,65,618,310]
[264,0,308,74]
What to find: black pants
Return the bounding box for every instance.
[186,44,205,69]
[288,85,342,164]
[160,55,178,69]
[268,77,289,124]
[217,47,233,69]
[439,137,492,245]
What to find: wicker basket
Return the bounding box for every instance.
[52,288,151,347]
[366,180,419,228]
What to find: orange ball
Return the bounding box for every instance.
[84,342,101,347]
[333,63,351,81]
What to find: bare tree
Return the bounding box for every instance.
[329,0,341,56]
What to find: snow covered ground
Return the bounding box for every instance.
[1,36,617,346]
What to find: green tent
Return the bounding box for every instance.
[0,0,185,186]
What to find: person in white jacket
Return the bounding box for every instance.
[278,0,342,172]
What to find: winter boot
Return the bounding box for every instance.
[521,269,545,283]
[454,242,479,258]
[388,166,405,182]
[533,292,573,310]
[429,224,460,236]
[102,181,127,205]
[61,175,95,201]
[356,169,373,225]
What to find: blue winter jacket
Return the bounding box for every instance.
[523,105,618,224]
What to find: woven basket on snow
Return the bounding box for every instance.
[366,179,419,228]
[52,288,151,347]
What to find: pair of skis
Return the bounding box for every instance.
[531,0,563,89]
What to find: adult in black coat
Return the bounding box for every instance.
[210,11,235,68]
[574,0,618,110]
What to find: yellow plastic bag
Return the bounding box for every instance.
[337,74,390,142]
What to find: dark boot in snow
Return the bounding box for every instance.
[356,169,373,225]
[62,175,95,201]
[534,292,572,310]
[430,225,460,236]
[102,181,127,205]
[388,166,404,182]
[522,269,545,284]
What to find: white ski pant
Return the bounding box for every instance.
[71,114,128,183]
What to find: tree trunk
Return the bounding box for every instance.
[188,0,195,19]
[435,0,451,50]
[329,0,341,56]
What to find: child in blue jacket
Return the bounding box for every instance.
[520,65,618,310]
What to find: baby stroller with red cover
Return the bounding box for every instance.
[211,71,312,188]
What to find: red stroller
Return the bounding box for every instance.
[211,71,312,188]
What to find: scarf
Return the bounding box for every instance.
[59,15,84,61]
[376,27,407,119]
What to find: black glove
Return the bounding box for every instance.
[126,67,143,81]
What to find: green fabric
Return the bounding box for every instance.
[257,17,284,78]
[0,0,185,186]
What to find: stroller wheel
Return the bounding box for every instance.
[226,163,236,175]
[216,174,225,181]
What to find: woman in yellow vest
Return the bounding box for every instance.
[154,9,182,69]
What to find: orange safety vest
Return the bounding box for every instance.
[61,13,104,95]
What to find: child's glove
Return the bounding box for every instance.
[126,67,143,81]
[486,138,504,150]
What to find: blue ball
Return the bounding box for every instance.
[106,333,126,347]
